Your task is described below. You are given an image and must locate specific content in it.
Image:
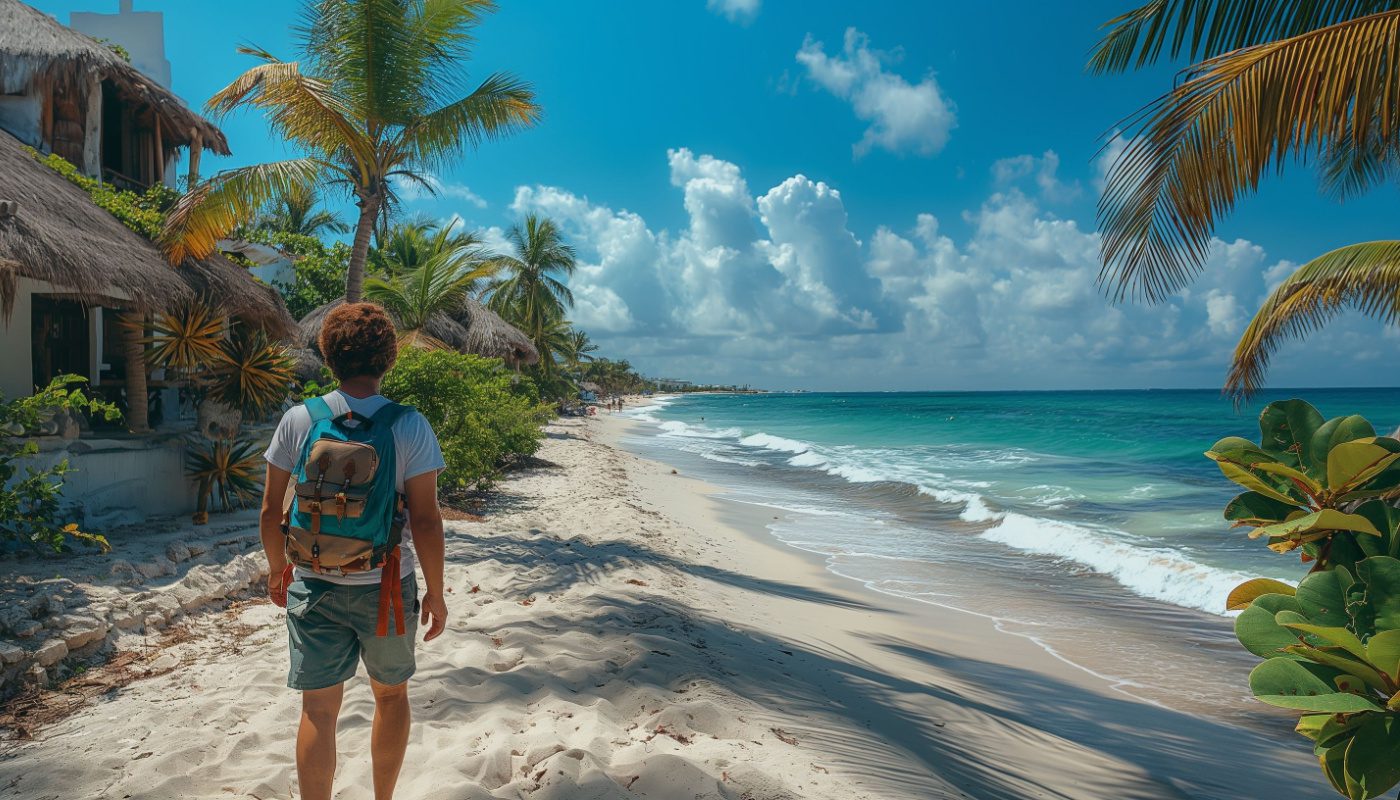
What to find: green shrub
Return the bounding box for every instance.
[29,149,179,241]
[1209,399,1400,799]
[251,231,354,320]
[381,348,548,490]
[1,376,120,554]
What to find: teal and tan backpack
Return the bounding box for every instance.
[280,395,411,635]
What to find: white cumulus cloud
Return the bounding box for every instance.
[706,0,759,23]
[796,28,956,158]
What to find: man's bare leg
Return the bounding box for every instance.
[370,678,411,800]
[297,684,344,800]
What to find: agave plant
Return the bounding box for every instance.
[186,437,263,524]
[141,301,228,378]
[1206,399,1400,573]
[1234,562,1400,800]
[210,327,295,419]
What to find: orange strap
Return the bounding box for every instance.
[376,546,405,637]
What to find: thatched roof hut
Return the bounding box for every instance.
[297,297,539,369]
[0,128,293,336]
[0,0,229,157]
[450,299,539,367]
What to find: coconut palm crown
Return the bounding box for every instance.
[486,213,577,344]
[1092,0,1400,398]
[161,0,541,303]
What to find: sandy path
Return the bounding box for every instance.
[0,414,1331,799]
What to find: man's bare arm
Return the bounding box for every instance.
[260,463,292,606]
[404,470,447,641]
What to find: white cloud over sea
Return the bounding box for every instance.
[504,147,1393,390]
[796,28,956,158]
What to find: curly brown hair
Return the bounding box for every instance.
[319,302,399,380]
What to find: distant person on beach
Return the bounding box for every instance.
[258,303,448,800]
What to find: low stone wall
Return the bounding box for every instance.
[0,514,269,699]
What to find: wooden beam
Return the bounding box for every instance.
[120,311,150,433]
[153,114,164,184]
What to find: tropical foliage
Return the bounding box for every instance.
[251,182,348,237]
[364,219,497,347]
[258,231,353,319]
[143,303,296,420]
[487,214,575,343]
[379,348,549,490]
[1092,2,1400,397]
[1210,399,1400,799]
[0,377,119,555]
[161,0,540,304]
[31,148,179,240]
[186,437,264,524]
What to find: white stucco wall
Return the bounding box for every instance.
[0,277,126,400]
[25,434,198,526]
[69,4,172,89]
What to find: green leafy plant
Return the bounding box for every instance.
[28,148,179,241]
[380,348,548,490]
[1213,399,1400,798]
[257,231,354,319]
[0,376,120,554]
[1206,399,1400,573]
[211,326,295,418]
[185,437,263,525]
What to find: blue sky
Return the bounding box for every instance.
[30,0,1400,391]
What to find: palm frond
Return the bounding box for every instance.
[1226,240,1400,398]
[1088,0,1396,73]
[400,73,540,167]
[1098,10,1400,302]
[211,327,296,418]
[207,58,373,164]
[162,159,325,264]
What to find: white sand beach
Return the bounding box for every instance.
[0,405,1334,800]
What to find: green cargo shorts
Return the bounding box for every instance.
[285,574,419,691]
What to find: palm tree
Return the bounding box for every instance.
[1092,2,1400,397]
[486,213,577,351]
[564,329,599,373]
[364,218,498,347]
[162,0,540,304]
[253,182,349,237]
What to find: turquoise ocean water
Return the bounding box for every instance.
[617,389,1400,714]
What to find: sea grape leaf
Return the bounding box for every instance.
[1249,658,1381,713]
[1236,599,1303,658]
[1297,566,1356,627]
[1259,399,1325,469]
[1355,558,1400,634]
[1311,415,1379,477]
[1210,460,1309,505]
[1280,623,1368,660]
[1255,511,1382,544]
[1322,741,1350,796]
[1365,630,1400,682]
[1224,491,1302,528]
[1283,644,1388,692]
[1254,461,1324,496]
[1226,577,1295,611]
[1353,501,1400,559]
[1328,441,1400,495]
[1342,713,1400,800]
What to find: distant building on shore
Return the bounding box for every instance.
[656,378,693,391]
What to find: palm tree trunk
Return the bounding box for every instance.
[344,194,381,303]
[120,311,150,433]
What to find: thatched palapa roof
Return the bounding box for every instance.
[452,298,539,367]
[297,297,540,369]
[0,129,293,336]
[0,0,229,154]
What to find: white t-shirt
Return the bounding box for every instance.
[264,390,445,586]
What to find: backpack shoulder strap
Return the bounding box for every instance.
[305,395,335,423]
[370,401,413,429]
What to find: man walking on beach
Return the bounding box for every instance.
[258,302,449,800]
